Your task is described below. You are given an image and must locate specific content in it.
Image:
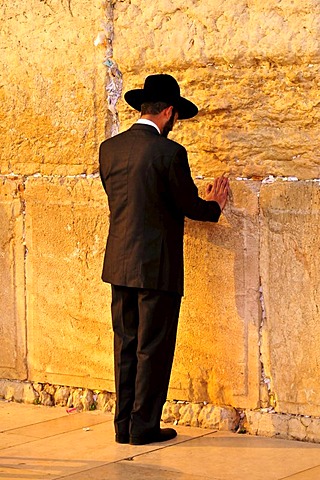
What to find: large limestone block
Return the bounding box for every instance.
[169,180,261,409]
[113,1,320,179]
[260,181,320,416]
[116,65,320,180]
[24,176,113,390]
[0,178,27,379]
[245,411,291,439]
[1,0,108,176]
[113,0,320,70]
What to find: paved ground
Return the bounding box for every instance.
[1,401,320,479]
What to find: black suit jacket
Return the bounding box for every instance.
[99,123,221,295]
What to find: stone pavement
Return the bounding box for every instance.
[1,401,320,479]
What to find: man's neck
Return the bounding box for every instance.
[141,115,162,133]
[137,117,161,134]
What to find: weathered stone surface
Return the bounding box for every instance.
[104,397,116,415]
[244,410,259,435]
[0,178,26,380]
[39,390,54,407]
[96,392,115,412]
[0,379,37,404]
[179,403,203,427]
[44,384,56,396]
[113,1,320,179]
[245,410,320,443]
[306,420,320,443]
[33,383,44,394]
[114,1,320,70]
[54,386,71,407]
[22,383,38,404]
[162,402,182,424]
[95,392,108,411]
[288,417,308,441]
[69,389,84,411]
[245,410,289,439]
[162,401,239,431]
[170,180,260,408]
[24,176,114,391]
[198,404,240,431]
[117,66,320,180]
[81,389,95,411]
[260,181,320,416]
[0,0,108,176]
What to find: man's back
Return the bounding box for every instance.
[99,123,187,294]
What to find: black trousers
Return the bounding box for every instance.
[111,285,181,439]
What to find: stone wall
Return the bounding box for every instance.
[1,0,320,438]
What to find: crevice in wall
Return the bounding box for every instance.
[94,0,123,138]
[257,178,276,413]
[19,176,29,380]
[258,282,276,411]
[63,0,73,17]
[0,173,101,181]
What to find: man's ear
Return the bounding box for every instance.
[163,105,173,119]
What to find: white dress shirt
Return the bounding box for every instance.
[136,118,161,135]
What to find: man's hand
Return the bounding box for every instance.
[205,176,230,211]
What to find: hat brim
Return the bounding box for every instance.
[124,89,198,120]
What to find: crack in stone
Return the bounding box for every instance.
[258,180,275,411]
[64,0,73,17]
[101,1,123,137]
[19,176,29,379]
[39,0,73,16]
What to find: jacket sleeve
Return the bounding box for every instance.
[168,146,221,222]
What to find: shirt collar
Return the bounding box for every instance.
[136,118,161,135]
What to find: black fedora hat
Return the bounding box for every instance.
[124,74,198,120]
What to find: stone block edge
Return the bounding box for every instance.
[2,379,320,444]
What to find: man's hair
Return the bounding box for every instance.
[141,101,171,115]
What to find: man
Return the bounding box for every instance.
[99,74,229,445]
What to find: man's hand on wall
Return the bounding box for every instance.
[205,176,230,211]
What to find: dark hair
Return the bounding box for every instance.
[141,101,171,115]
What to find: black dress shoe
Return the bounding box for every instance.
[129,428,177,445]
[115,434,129,444]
